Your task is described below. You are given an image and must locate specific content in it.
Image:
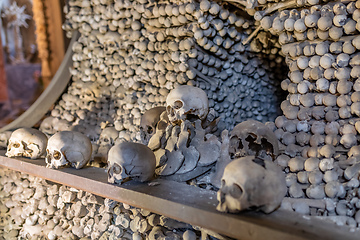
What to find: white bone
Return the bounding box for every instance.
[46,131,92,169]
[6,128,48,160]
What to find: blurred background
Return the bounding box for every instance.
[0,0,68,127]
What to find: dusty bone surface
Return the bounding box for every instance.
[235,0,360,231]
[0,168,228,240]
[50,0,283,152]
[6,0,360,236]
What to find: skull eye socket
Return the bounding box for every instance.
[173,100,183,110]
[147,126,154,134]
[229,183,243,199]
[113,163,122,174]
[53,151,62,160]
[229,136,243,159]
[157,120,167,130]
[13,143,21,148]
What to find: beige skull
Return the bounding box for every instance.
[46,131,92,169]
[166,85,209,125]
[229,120,279,161]
[6,128,48,159]
[217,156,286,213]
[96,127,119,163]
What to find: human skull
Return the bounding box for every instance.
[96,127,119,162]
[0,131,12,149]
[166,85,209,125]
[97,31,120,54]
[79,81,100,103]
[140,106,168,144]
[46,131,92,169]
[217,156,286,213]
[229,120,279,161]
[107,142,156,184]
[39,116,56,136]
[6,128,48,159]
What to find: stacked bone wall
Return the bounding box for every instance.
[242,0,360,228]
[38,0,360,232]
[44,0,284,144]
[0,168,226,239]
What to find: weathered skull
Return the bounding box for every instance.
[46,131,92,169]
[39,116,56,136]
[140,106,167,144]
[107,142,156,184]
[217,156,286,213]
[97,31,120,54]
[79,81,100,103]
[229,120,279,161]
[6,128,48,159]
[166,85,209,125]
[96,127,119,163]
[0,131,12,149]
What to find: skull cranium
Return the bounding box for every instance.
[0,131,12,149]
[97,31,120,54]
[107,142,156,184]
[229,120,279,161]
[6,128,48,159]
[140,106,167,144]
[217,156,286,213]
[39,116,56,136]
[96,127,119,163]
[166,85,209,125]
[46,131,92,169]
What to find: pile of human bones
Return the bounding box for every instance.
[238,0,360,227]
[2,0,360,238]
[0,168,222,239]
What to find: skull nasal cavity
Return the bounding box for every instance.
[173,100,183,109]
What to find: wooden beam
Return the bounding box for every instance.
[0,151,358,240]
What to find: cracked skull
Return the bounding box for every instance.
[6,128,48,159]
[107,142,156,184]
[217,156,286,213]
[46,131,92,169]
[229,120,279,161]
[166,85,209,125]
[140,106,168,144]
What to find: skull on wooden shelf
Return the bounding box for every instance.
[6,128,48,159]
[107,142,156,184]
[217,156,286,213]
[45,131,92,169]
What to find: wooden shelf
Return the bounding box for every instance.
[0,150,358,240]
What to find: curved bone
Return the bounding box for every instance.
[192,120,221,166]
[176,121,200,174]
[211,129,232,189]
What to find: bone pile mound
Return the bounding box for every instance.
[141,85,222,183]
[42,0,284,156]
[0,168,227,240]
[228,0,360,229]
